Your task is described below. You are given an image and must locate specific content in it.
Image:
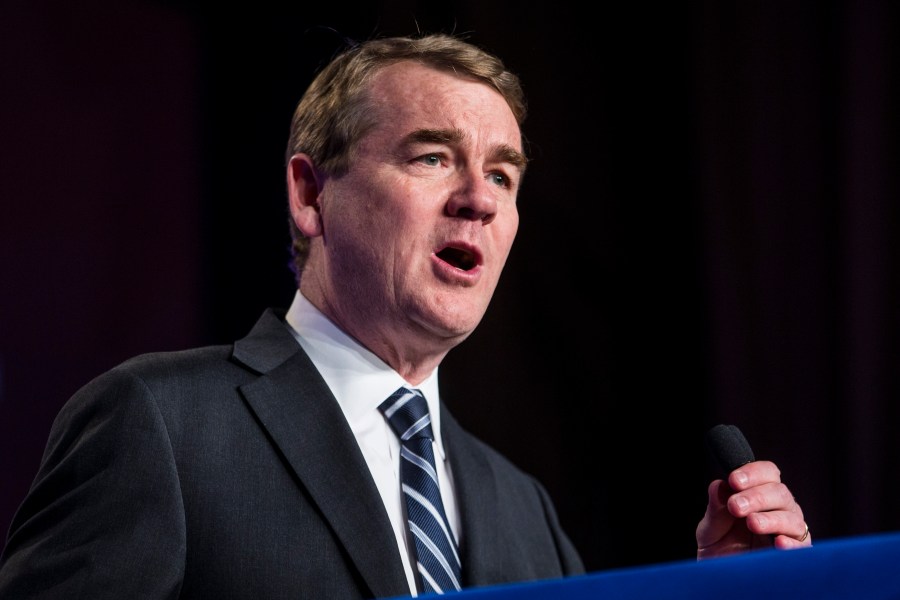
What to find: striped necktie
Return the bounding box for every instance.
[379,387,462,594]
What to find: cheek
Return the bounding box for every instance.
[325,175,394,236]
[494,206,519,256]
[328,185,418,273]
[361,171,422,221]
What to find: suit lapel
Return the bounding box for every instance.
[233,309,409,599]
[441,406,505,587]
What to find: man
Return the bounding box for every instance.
[0,33,810,598]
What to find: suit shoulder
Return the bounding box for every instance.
[54,343,249,429]
[53,343,230,413]
[111,344,236,382]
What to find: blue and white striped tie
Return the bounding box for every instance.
[379,387,462,594]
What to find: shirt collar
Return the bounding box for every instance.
[284,290,446,458]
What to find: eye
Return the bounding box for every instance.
[416,153,442,167]
[488,172,512,188]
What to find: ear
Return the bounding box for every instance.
[287,153,324,237]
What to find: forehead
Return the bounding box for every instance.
[365,61,522,151]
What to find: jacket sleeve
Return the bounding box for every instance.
[0,368,186,599]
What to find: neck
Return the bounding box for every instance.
[297,285,453,386]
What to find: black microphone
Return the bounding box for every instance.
[705,424,755,480]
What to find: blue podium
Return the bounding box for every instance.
[404,531,900,599]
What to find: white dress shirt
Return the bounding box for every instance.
[285,290,460,596]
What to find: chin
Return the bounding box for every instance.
[406,291,490,342]
[414,310,483,347]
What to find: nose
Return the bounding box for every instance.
[445,172,498,224]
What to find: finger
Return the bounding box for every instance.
[709,479,731,509]
[726,481,796,518]
[744,508,806,538]
[773,523,812,549]
[727,460,781,491]
[696,480,734,548]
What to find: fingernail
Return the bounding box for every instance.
[756,514,768,529]
[734,471,749,486]
[736,496,749,512]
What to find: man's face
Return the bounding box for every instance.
[304,61,524,362]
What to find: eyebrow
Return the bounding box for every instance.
[403,128,528,173]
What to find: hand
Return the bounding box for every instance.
[696,460,811,559]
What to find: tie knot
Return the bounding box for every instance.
[378,387,434,442]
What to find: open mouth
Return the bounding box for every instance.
[436,246,478,271]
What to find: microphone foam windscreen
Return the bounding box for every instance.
[705,424,755,475]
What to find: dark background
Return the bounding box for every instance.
[1,0,897,575]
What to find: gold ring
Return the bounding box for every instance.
[797,524,810,542]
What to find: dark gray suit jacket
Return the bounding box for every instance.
[0,309,584,598]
